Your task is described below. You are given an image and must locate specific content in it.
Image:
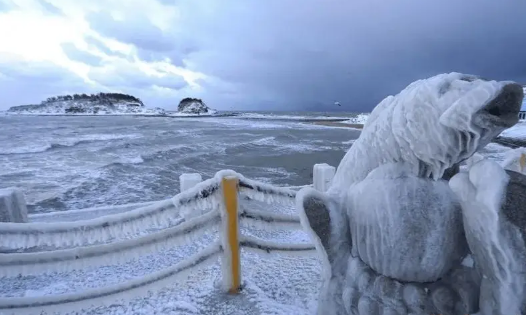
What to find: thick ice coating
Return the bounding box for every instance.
[329,73,523,198]
[297,72,525,315]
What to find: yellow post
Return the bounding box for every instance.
[520,153,526,173]
[221,176,241,294]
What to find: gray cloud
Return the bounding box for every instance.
[86,11,174,52]
[3,0,526,112]
[0,59,93,109]
[85,9,197,68]
[84,36,129,59]
[61,42,104,66]
[87,63,187,91]
[37,0,63,16]
[151,0,526,111]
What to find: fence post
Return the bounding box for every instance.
[179,173,203,220]
[520,153,526,173]
[220,176,241,294]
[313,163,336,192]
[0,187,28,223]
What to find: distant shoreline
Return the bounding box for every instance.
[309,121,364,129]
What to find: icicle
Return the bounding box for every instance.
[1,178,223,250]
[1,200,176,249]
[0,242,221,315]
[238,181,295,206]
[0,210,221,277]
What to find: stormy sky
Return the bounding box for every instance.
[0,0,525,112]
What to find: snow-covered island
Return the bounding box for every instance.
[174,98,217,116]
[6,93,166,116]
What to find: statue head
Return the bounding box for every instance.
[366,73,524,180]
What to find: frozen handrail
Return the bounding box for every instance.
[239,207,302,230]
[0,242,221,313]
[239,235,316,255]
[0,165,333,313]
[238,177,296,205]
[0,210,221,276]
[0,177,223,249]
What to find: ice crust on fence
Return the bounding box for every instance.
[239,235,316,256]
[0,180,222,250]
[0,210,221,277]
[0,167,318,313]
[239,207,302,231]
[0,242,222,315]
[238,177,296,205]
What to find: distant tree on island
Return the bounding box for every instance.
[43,92,144,106]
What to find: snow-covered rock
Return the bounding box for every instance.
[7,93,166,116]
[176,98,217,116]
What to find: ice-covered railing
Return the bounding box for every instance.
[0,165,337,314]
[0,174,224,249]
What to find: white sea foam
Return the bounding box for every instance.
[0,133,143,155]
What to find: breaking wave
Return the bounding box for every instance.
[0,134,143,155]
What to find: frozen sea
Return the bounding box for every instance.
[0,112,361,214]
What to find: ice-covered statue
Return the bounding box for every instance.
[296,73,526,315]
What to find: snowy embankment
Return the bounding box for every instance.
[7,93,166,116]
[7,101,166,116]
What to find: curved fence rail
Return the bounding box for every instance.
[0,167,326,314]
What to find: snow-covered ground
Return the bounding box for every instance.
[1,198,320,315]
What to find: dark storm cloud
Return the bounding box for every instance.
[87,63,187,91]
[86,11,174,52]
[158,0,526,111]
[61,42,104,66]
[85,9,199,69]
[37,0,63,16]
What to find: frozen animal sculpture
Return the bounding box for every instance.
[296,73,526,315]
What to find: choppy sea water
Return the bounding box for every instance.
[0,112,361,213]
